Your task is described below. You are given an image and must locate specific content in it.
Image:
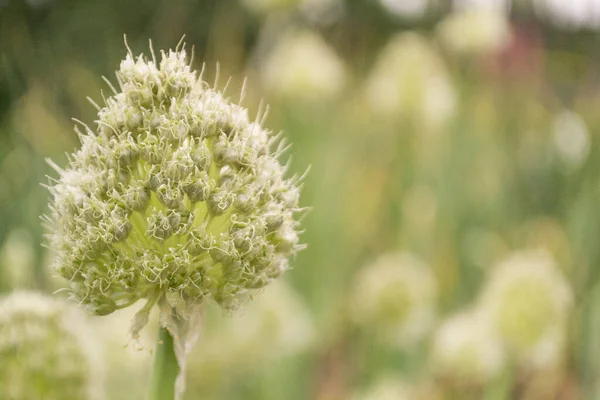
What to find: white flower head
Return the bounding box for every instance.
[186,280,314,391]
[431,310,504,385]
[241,0,342,23]
[453,0,510,13]
[552,110,590,169]
[479,250,573,369]
[260,29,347,102]
[353,378,413,400]
[44,40,306,338]
[365,33,456,130]
[379,0,429,19]
[437,9,511,55]
[0,291,104,400]
[241,0,299,14]
[533,0,600,31]
[350,251,437,347]
[225,279,315,358]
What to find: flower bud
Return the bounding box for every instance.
[207,186,234,215]
[184,172,213,203]
[123,185,150,212]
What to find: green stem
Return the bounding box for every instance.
[149,327,180,400]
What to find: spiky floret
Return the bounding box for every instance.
[0,291,104,400]
[44,40,305,333]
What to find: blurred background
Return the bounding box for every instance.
[2,0,600,399]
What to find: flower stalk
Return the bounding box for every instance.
[149,327,180,400]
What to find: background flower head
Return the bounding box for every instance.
[350,251,437,347]
[479,250,573,369]
[0,291,104,400]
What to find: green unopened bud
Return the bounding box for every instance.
[183,171,212,203]
[207,186,234,215]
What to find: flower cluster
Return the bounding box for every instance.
[436,9,511,55]
[364,33,456,130]
[241,0,298,14]
[0,291,103,400]
[479,250,572,368]
[353,378,413,400]
[378,0,429,20]
[260,29,347,102]
[431,311,504,386]
[241,0,341,23]
[45,42,305,330]
[352,377,439,400]
[220,279,315,358]
[186,280,314,394]
[350,251,436,347]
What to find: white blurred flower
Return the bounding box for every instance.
[226,279,315,358]
[353,378,413,400]
[261,29,347,102]
[241,0,299,14]
[453,0,510,12]
[552,110,590,169]
[534,0,600,30]
[365,33,456,130]
[431,311,504,385]
[351,252,437,347]
[479,250,573,369]
[300,0,344,24]
[0,291,104,400]
[187,280,315,383]
[437,10,511,55]
[379,0,429,19]
[242,0,342,23]
[0,228,35,289]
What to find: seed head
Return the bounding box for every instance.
[44,41,305,334]
[0,291,104,400]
